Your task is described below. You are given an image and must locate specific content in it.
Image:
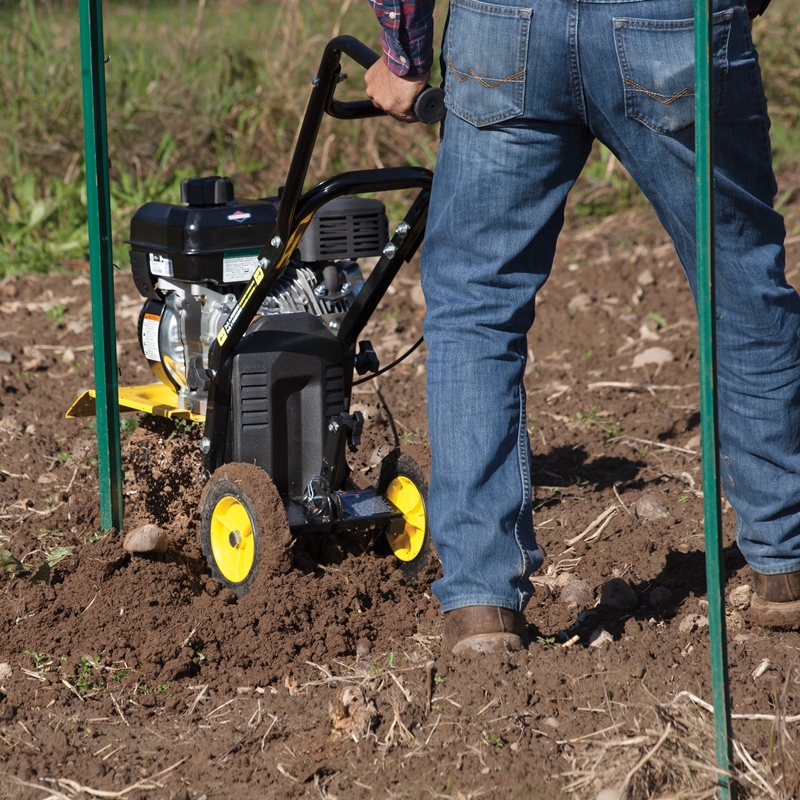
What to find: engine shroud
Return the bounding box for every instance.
[128,177,389,416]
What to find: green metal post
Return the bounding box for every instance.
[79,0,124,531]
[694,0,734,797]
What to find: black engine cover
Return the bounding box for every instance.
[229,314,347,501]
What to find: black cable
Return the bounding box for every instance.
[352,335,425,385]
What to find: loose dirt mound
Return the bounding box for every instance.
[1,196,799,799]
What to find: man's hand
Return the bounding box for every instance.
[365,59,430,124]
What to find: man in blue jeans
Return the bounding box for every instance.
[366,0,800,655]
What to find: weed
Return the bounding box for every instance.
[56,452,69,463]
[537,636,559,650]
[679,495,689,504]
[74,656,103,693]
[44,304,65,325]
[573,406,621,441]
[648,311,667,328]
[120,417,140,436]
[0,544,74,584]
[25,650,50,669]
[156,684,171,694]
[485,733,505,748]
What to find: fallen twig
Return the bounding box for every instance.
[565,506,618,546]
[109,693,129,727]
[607,435,697,455]
[673,690,800,722]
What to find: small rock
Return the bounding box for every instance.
[685,434,702,451]
[61,348,75,364]
[329,686,378,742]
[356,640,371,658]
[633,492,671,521]
[726,609,745,629]
[600,578,638,611]
[678,613,709,634]
[735,633,762,644]
[0,663,11,682]
[568,293,592,313]
[632,346,674,369]
[728,584,751,610]
[555,572,575,588]
[589,629,614,648]
[0,350,11,364]
[649,586,673,607]
[544,717,560,728]
[123,524,168,554]
[637,269,656,287]
[597,789,623,800]
[37,473,57,484]
[560,578,594,607]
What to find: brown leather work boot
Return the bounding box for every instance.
[750,569,800,629]
[442,606,528,655]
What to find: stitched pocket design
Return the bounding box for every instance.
[444,0,532,127]
[613,10,733,136]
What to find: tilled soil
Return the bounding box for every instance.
[1,186,800,799]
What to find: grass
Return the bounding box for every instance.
[0,0,444,276]
[0,2,797,277]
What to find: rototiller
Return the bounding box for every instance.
[69,36,443,595]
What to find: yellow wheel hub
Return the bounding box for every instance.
[209,496,255,583]
[384,476,426,561]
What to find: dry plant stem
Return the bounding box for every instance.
[674,690,800,723]
[566,506,617,546]
[613,483,632,516]
[608,435,697,455]
[616,722,674,797]
[110,692,129,726]
[587,381,698,392]
[44,757,188,798]
[185,684,208,715]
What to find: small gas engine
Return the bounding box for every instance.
[128,175,388,417]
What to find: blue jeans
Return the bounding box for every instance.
[422,0,800,613]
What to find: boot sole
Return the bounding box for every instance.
[750,595,800,629]
[451,632,524,655]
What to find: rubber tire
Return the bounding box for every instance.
[375,449,433,581]
[199,463,291,597]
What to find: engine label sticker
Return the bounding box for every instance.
[223,250,260,283]
[149,253,173,277]
[141,313,161,362]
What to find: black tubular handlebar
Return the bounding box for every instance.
[277,36,383,243]
[276,36,444,241]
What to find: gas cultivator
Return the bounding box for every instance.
[69,37,444,596]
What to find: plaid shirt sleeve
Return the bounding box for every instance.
[369,0,435,77]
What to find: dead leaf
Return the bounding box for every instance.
[632,347,673,369]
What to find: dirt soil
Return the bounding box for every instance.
[2,175,800,800]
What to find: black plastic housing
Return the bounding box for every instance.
[128,197,279,286]
[229,314,346,501]
[128,190,388,290]
[297,196,388,261]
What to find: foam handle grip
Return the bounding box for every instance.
[413,86,446,124]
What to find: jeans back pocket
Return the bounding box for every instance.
[613,10,733,136]
[444,0,532,128]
